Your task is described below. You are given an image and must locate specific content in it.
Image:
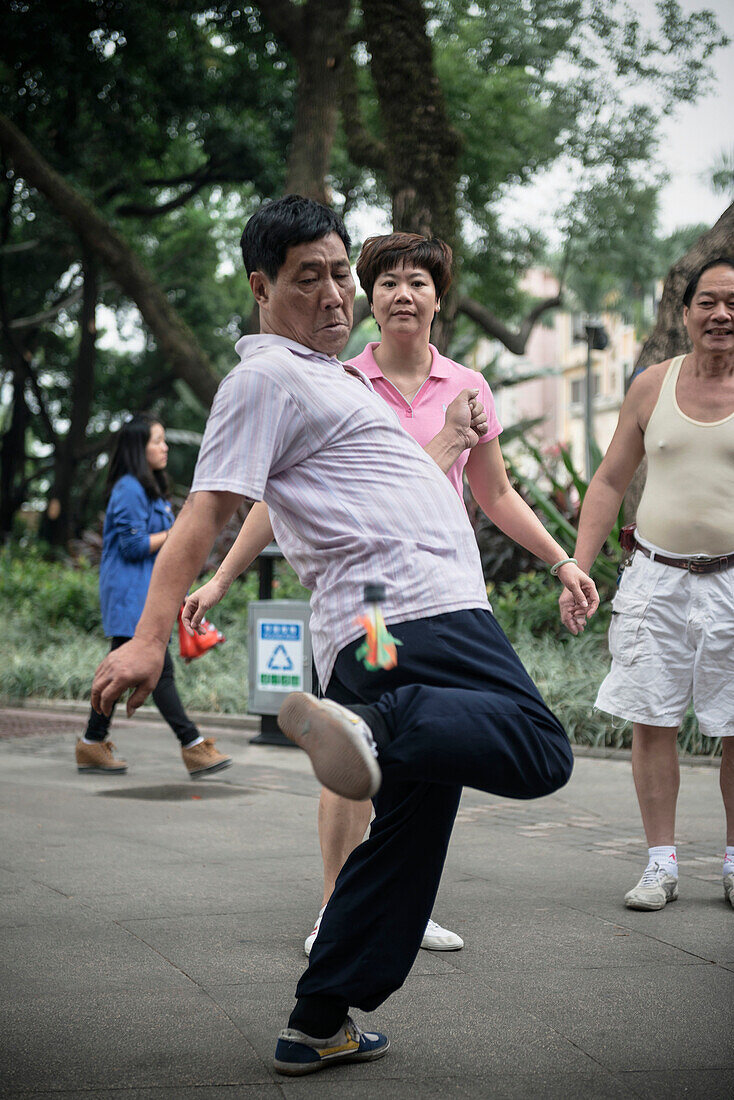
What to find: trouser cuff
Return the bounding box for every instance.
[349,703,390,753]
[288,994,349,1039]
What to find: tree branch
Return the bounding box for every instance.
[115,177,210,218]
[0,112,220,406]
[457,293,562,356]
[9,286,81,330]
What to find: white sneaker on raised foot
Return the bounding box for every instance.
[624,862,679,911]
[304,906,326,957]
[278,693,381,801]
[421,918,464,951]
[724,873,734,910]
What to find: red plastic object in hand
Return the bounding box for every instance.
[177,606,226,662]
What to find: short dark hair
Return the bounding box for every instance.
[356,233,453,304]
[240,194,351,279]
[682,256,734,307]
[107,413,168,501]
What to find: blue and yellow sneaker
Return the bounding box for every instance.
[273,1015,389,1076]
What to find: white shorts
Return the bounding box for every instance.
[595,538,734,737]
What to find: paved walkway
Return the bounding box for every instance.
[1,707,732,1098]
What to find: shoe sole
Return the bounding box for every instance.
[188,757,233,779]
[420,940,464,951]
[274,1040,390,1076]
[77,765,128,774]
[278,694,381,801]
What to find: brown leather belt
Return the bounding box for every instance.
[633,538,734,574]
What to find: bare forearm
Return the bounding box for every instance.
[134,491,242,644]
[149,531,168,553]
[572,476,625,572]
[483,487,568,564]
[424,427,466,473]
[216,502,274,588]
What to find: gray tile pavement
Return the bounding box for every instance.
[0,713,731,1098]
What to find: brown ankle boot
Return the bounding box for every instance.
[76,739,128,773]
[181,738,232,778]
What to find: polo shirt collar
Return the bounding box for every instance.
[352,342,451,380]
[234,333,341,365]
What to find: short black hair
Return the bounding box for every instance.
[240,194,351,279]
[682,256,734,307]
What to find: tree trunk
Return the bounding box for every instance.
[635,201,734,370]
[0,372,28,540]
[0,112,220,407]
[360,0,461,352]
[40,249,98,546]
[285,0,350,201]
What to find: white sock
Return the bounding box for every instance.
[647,845,678,878]
[184,735,204,748]
[723,846,734,877]
[81,736,102,745]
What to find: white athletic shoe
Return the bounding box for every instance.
[421,918,464,951]
[624,862,679,911]
[304,910,464,956]
[724,873,734,910]
[304,906,326,957]
[278,693,381,801]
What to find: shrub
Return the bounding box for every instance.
[490,570,612,641]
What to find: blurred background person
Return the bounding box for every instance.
[76,413,232,778]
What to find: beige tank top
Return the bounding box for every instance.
[636,355,734,555]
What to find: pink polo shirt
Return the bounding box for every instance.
[347,342,501,498]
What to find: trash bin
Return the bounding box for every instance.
[247,545,312,747]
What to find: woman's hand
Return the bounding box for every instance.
[181,574,231,636]
[557,564,599,635]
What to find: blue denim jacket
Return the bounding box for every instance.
[99,475,174,637]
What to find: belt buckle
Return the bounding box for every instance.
[688,554,716,574]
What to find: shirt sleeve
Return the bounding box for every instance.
[109,477,152,562]
[190,363,309,500]
[475,372,502,445]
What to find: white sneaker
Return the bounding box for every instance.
[624,862,679,911]
[304,906,326,957]
[421,918,464,951]
[724,873,734,910]
[305,910,464,956]
[278,693,381,801]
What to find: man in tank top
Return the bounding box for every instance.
[559,258,734,913]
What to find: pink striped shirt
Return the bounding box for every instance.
[347,342,501,498]
[191,335,489,686]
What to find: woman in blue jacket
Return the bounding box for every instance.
[76,414,232,778]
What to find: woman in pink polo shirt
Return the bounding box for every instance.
[348,233,501,499]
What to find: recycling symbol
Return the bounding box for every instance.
[267,644,294,671]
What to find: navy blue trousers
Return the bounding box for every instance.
[290,608,572,1036]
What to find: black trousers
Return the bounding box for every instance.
[290,609,573,1036]
[85,636,199,747]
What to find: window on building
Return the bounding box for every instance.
[570,372,601,406]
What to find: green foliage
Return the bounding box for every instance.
[1,0,728,540]
[1,542,102,632]
[1,545,713,754]
[491,570,611,641]
[505,438,623,591]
